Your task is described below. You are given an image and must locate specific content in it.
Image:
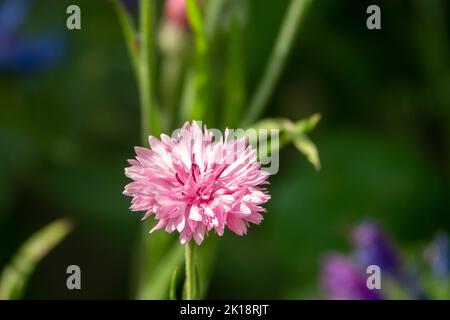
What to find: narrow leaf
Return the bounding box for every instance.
[169,267,180,300]
[295,113,321,134]
[0,218,72,300]
[242,0,315,126]
[205,0,227,37]
[110,0,139,74]
[294,134,321,170]
[251,118,294,132]
[197,237,218,298]
[136,241,184,300]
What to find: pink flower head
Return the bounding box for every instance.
[164,0,204,30]
[165,0,188,29]
[124,121,271,245]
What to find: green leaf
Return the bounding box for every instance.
[136,241,184,299]
[253,113,320,134]
[250,114,321,170]
[294,134,321,170]
[169,267,180,300]
[294,113,321,134]
[110,0,139,74]
[251,118,294,132]
[197,237,218,299]
[205,0,227,38]
[186,0,208,54]
[132,229,171,298]
[242,0,315,126]
[0,219,72,300]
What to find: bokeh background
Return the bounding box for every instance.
[0,0,449,299]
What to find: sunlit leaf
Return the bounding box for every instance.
[251,114,321,170]
[251,118,293,132]
[294,113,321,134]
[0,219,72,300]
[294,134,321,170]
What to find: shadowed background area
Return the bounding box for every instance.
[0,0,449,299]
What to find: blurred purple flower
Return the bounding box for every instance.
[320,221,430,300]
[351,221,401,277]
[425,232,449,279]
[0,0,64,73]
[352,221,427,298]
[321,254,383,300]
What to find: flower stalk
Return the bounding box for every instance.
[139,0,160,138]
[114,0,317,300]
[186,0,210,122]
[184,241,197,300]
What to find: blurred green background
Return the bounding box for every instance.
[0,0,449,299]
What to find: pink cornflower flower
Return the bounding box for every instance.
[165,0,188,29]
[164,0,204,29]
[124,121,271,245]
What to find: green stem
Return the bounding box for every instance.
[178,0,223,125]
[139,0,160,138]
[184,241,197,300]
[186,0,210,122]
[242,0,313,126]
[113,0,178,300]
[137,0,159,297]
[225,17,246,127]
[161,56,185,130]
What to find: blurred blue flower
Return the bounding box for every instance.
[0,0,64,73]
[0,0,28,34]
[321,254,383,300]
[319,221,434,300]
[352,221,427,298]
[425,232,449,279]
[399,267,427,300]
[351,221,401,277]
